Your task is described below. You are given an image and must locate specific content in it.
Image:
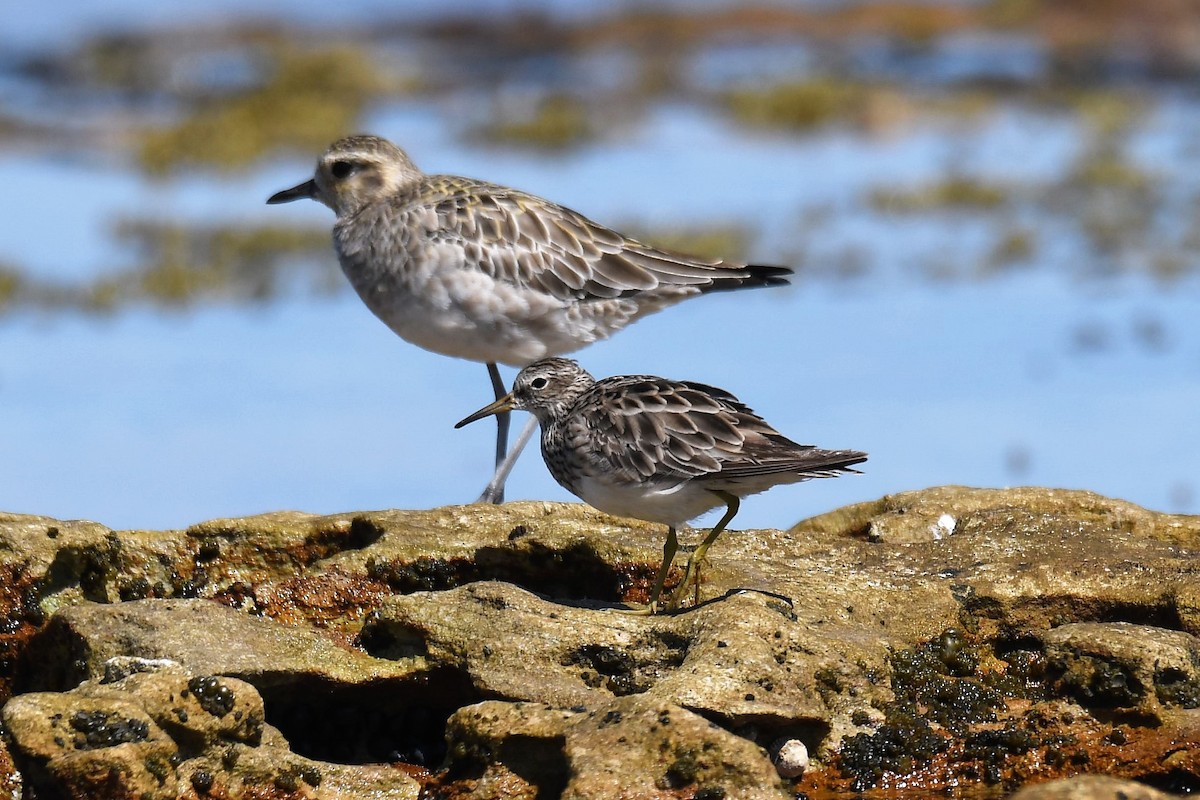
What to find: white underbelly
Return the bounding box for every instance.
[338,243,659,366]
[575,476,725,527]
[348,269,618,366]
[381,297,553,364]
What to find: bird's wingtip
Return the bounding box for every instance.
[744,263,794,287]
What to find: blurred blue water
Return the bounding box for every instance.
[5,264,1197,531]
[2,12,1198,532]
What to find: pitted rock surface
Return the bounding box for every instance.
[0,488,1197,797]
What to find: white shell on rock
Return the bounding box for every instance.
[770,737,809,778]
[932,512,957,539]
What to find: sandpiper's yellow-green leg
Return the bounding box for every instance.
[671,491,740,607]
[611,525,680,615]
[645,526,680,614]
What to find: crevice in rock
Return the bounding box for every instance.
[345,516,387,549]
[258,669,479,766]
[38,536,122,603]
[1047,654,1145,710]
[446,734,571,800]
[366,555,481,594]
[0,568,47,705]
[965,595,1186,632]
[651,629,691,665]
[1154,666,1200,708]
[490,734,569,800]
[355,611,427,660]
[366,540,636,603]
[477,539,632,602]
[12,614,92,694]
[559,630,690,697]
[690,707,831,759]
[292,517,388,566]
[1090,599,1185,631]
[798,498,885,541]
[1137,768,1200,795]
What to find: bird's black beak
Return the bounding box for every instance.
[267,179,317,204]
[455,394,516,429]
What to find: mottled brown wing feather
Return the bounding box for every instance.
[576,376,864,485]
[407,179,770,301]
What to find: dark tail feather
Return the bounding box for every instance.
[746,264,793,283]
[811,453,868,479]
[718,449,866,480]
[800,450,868,478]
[704,263,793,293]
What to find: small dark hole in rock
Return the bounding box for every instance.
[195,540,221,562]
[347,517,386,549]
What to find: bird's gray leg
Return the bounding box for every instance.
[475,367,513,503]
[487,363,510,470]
[672,492,740,607]
[478,416,537,505]
[477,363,511,504]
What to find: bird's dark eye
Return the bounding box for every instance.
[530,377,549,390]
[330,160,356,179]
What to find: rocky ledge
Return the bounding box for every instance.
[0,487,1198,799]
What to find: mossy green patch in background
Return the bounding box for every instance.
[1067,147,1154,195]
[138,45,409,176]
[0,222,333,317]
[112,220,337,305]
[870,176,1011,213]
[477,94,594,150]
[724,79,871,131]
[1057,137,1159,261]
[0,265,23,312]
[722,78,917,134]
[983,226,1037,273]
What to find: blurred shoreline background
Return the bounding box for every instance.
[2,0,1198,530]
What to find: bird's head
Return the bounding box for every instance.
[455,358,596,429]
[267,135,422,216]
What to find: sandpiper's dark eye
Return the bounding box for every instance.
[530,377,549,390]
[330,160,355,179]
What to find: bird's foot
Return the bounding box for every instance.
[663,558,707,609]
[608,585,687,616]
[660,586,690,611]
[607,601,658,616]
